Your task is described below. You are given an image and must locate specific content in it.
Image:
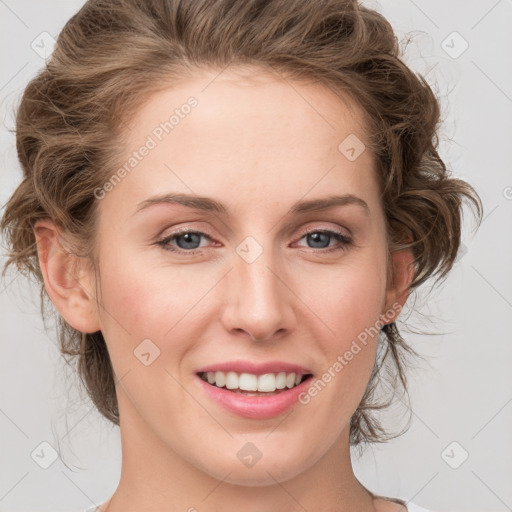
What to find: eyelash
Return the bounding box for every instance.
[155,227,353,256]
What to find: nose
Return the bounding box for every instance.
[220,247,296,343]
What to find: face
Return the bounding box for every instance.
[82,67,404,485]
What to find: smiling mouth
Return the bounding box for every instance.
[198,371,314,396]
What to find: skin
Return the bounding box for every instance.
[34,66,414,512]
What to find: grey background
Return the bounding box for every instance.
[1,1,511,511]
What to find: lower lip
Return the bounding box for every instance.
[196,374,313,419]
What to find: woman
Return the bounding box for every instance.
[1,0,483,511]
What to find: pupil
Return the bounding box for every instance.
[177,233,201,249]
[308,232,329,248]
[175,232,331,250]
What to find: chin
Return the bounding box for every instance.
[214,466,301,487]
[194,446,313,487]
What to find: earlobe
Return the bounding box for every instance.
[34,219,101,333]
[381,247,415,324]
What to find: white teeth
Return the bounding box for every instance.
[214,371,225,388]
[275,372,287,389]
[202,371,308,392]
[258,373,276,392]
[239,373,258,391]
[225,371,238,390]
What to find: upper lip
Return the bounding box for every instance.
[196,360,313,376]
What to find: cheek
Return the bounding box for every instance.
[97,250,199,340]
[97,232,388,368]
[301,251,387,393]
[302,255,387,341]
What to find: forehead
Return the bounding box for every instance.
[126,65,369,149]
[102,66,379,219]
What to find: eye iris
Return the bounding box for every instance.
[176,232,202,249]
[307,232,330,249]
[163,230,345,253]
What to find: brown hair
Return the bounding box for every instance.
[0,0,483,450]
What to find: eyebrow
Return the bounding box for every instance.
[133,192,370,217]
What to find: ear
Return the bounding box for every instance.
[33,219,101,333]
[380,247,415,325]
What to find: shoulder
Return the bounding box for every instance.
[373,497,434,512]
[81,506,103,512]
[373,498,406,512]
[81,498,111,512]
